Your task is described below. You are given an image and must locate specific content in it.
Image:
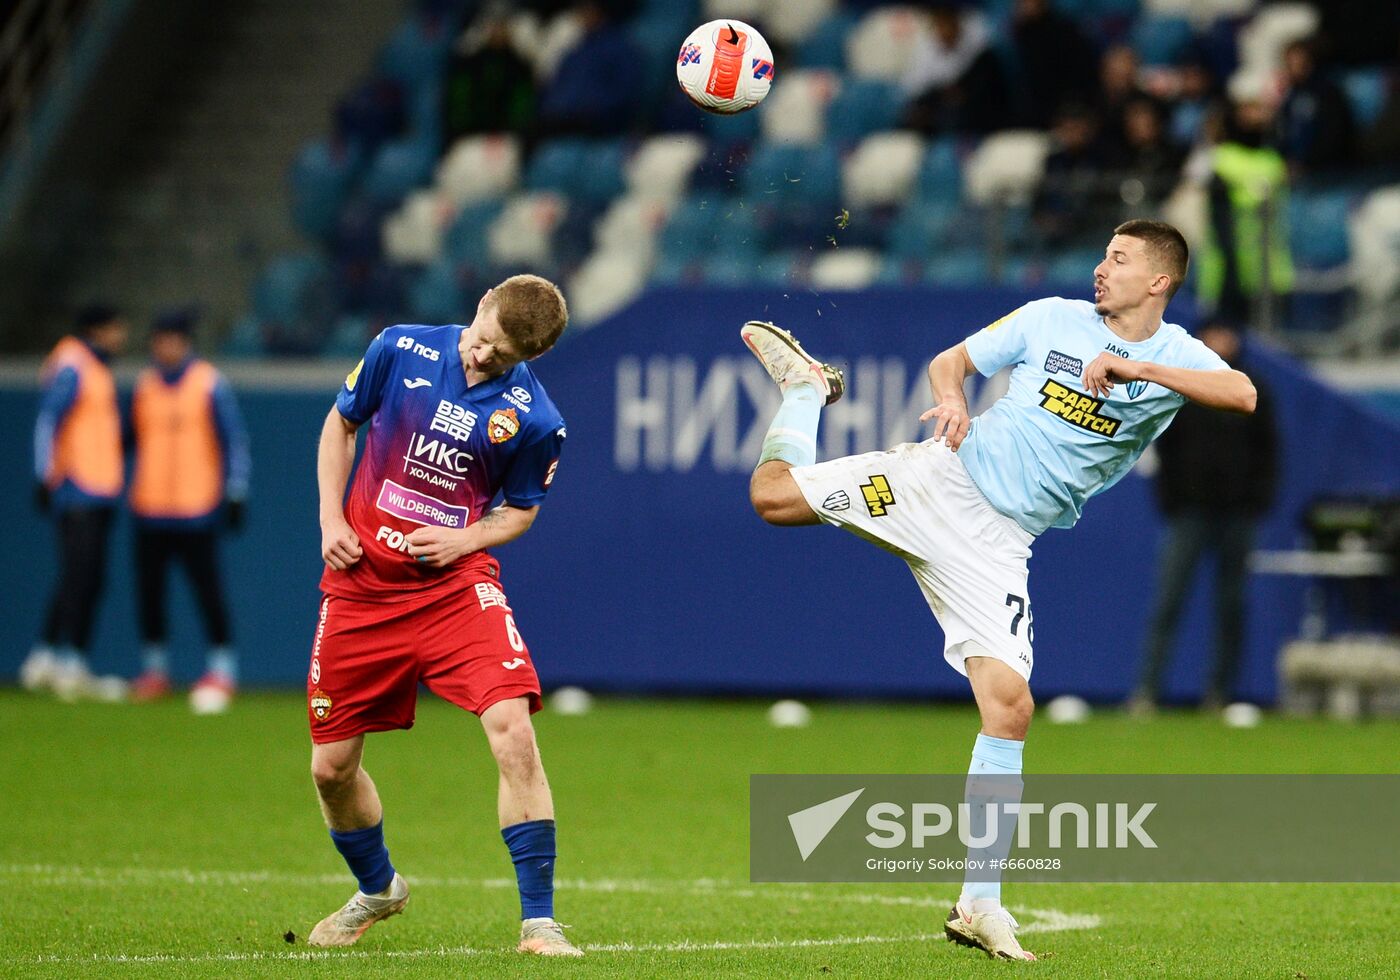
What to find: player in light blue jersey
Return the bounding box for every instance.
[741,220,1256,961]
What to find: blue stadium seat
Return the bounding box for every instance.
[1341,69,1389,129]
[1289,189,1352,268]
[915,138,962,203]
[1132,16,1195,67]
[798,11,861,70]
[651,253,703,285]
[289,138,364,241]
[408,258,470,323]
[362,134,438,207]
[324,314,376,358]
[887,201,959,260]
[826,79,904,143]
[378,14,456,91]
[1045,248,1104,289]
[525,140,586,197]
[253,253,331,323]
[526,139,626,204]
[442,200,504,263]
[701,105,762,144]
[577,140,628,203]
[223,314,264,357]
[741,144,842,206]
[659,193,763,263]
[925,249,990,286]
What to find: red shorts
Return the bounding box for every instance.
[306,573,541,743]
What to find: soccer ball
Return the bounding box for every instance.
[676,19,774,115]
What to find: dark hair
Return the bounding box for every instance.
[74,304,120,333]
[1113,219,1189,300]
[488,274,568,359]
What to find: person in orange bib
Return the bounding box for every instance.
[127,309,250,714]
[21,305,129,701]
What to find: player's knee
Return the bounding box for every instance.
[310,755,358,796]
[991,690,1035,740]
[486,711,538,766]
[749,467,795,525]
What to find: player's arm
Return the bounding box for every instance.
[405,503,538,568]
[1083,355,1257,414]
[919,342,979,451]
[317,407,363,570]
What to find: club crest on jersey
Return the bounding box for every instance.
[1126,379,1148,400]
[1039,379,1121,437]
[488,408,520,444]
[310,689,332,721]
[859,475,895,517]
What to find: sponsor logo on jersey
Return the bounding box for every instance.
[403,377,432,390]
[375,525,415,554]
[503,386,532,413]
[859,475,895,517]
[487,407,521,444]
[430,400,477,442]
[475,581,510,610]
[501,657,527,670]
[823,490,851,512]
[310,657,321,685]
[396,335,440,361]
[345,359,364,392]
[1038,379,1121,437]
[310,689,332,721]
[1105,343,1131,358]
[543,458,559,488]
[1044,350,1083,378]
[403,432,474,491]
[376,479,470,528]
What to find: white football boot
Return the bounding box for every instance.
[945,901,1036,961]
[19,647,57,692]
[517,917,583,957]
[307,873,409,947]
[740,320,845,405]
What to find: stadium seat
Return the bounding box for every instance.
[252,252,333,325]
[798,10,860,70]
[741,144,842,205]
[486,192,568,267]
[568,249,651,325]
[659,192,763,263]
[915,137,962,203]
[1237,3,1319,73]
[810,248,883,289]
[362,134,438,207]
[1349,186,1400,302]
[526,139,628,204]
[408,257,470,324]
[759,69,842,147]
[925,249,990,286]
[577,140,629,203]
[1132,15,1196,66]
[886,200,959,259]
[825,79,904,144]
[963,131,1051,206]
[442,199,505,264]
[324,314,376,358]
[378,14,456,90]
[223,314,264,358]
[1289,189,1352,269]
[527,9,585,81]
[1045,248,1105,289]
[767,0,837,45]
[846,6,925,82]
[594,193,673,261]
[843,131,925,208]
[382,189,452,265]
[1340,69,1389,129]
[436,134,522,206]
[626,134,707,201]
[289,138,363,241]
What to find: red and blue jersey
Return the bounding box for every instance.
[322,324,565,599]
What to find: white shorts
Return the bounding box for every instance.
[790,440,1037,681]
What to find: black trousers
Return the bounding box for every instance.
[135,526,231,647]
[41,506,115,655]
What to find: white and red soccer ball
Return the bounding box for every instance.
[676,19,774,115]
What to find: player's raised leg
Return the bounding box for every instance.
[945,653,1036,961]
[481,696,582,957]
[307,736,409,947]
[741,321,844,526]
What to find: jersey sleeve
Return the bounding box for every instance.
[502,420,566,508]
[963,304,1034,377]
[34,365,79,481]
[335,332,394,424]
[1173,336,1232,372]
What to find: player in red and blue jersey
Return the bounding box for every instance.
[305,275,581,957]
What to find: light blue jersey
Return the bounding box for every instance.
[960,298,1229,536]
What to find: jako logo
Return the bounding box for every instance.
[788,789,865,861]
[396,335,440,361]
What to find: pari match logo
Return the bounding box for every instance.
[1038,380,1121,437]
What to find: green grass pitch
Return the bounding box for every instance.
[2,691,1398,978]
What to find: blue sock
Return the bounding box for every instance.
[961,734,1024,907]
[502,819,556,920]
[759,383,822,467]
[207,646,238,683]
[329,821,395,895]
[142,644,168,676]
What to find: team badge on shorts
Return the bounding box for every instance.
[310,689,333,722]
[859,475,896,517]
[822,490,851,512]
[488,408,520,444]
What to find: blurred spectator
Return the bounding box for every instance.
[1167,55,1222,149]
[128,310,250,715]
[21,305,128,702]
[1096,44,1154,152]
[1276,39,1357,176]
[441,9,536,145]
[1107,97,1186,209]
[535,1,644,137]
[900,1,1010,136]
[1195,97,1293,325]
[1131,322,1278,714]
[1033,103,1114,246]
[1010,0,1098,129]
